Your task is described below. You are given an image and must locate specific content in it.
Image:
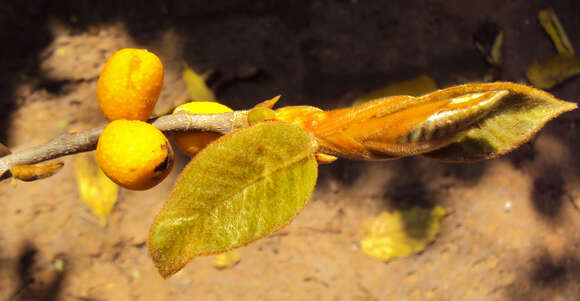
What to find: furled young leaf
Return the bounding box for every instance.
[73,153,118,227]
[424,82,577,161]
[305,84,511,160]
[360,206,448,261]
[149,122,318,278]
[275,82,575,161]
[334,91,508,159]
[274,105,327,131]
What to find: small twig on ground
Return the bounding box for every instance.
[568,193,580,213]
[0,111,248,181]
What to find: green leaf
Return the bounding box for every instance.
[424,83,577,161]
[149,122,318,278]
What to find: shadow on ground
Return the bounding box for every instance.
[506,251,580,300]
[3,243,66,301]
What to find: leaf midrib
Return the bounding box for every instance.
[210,144,313,212]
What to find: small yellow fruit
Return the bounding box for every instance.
[97,48,164,121]
[96,120,174,190]
[172,101,233,157]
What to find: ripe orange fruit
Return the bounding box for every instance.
[97,48,164,121]
[96,120,174,190]
[172,101,233,157]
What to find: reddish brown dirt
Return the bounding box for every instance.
[1,1,580,300]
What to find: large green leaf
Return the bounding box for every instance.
[149,122,318,278]
[424,83,576,161]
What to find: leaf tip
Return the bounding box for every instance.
[147,237,184,279]
[564,100,578,111]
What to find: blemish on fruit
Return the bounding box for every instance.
[130,55,142,71]
[154,155,171,173]
[154,143,172,172]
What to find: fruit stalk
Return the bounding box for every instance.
[0,111,247,181]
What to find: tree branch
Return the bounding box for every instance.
[0,111,248,180]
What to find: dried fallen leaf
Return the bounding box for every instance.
[353,74,437,106]
[182,64,216,101]
[490,31,504,67]
[538,8,574,56]
[360,206,448,261]
[53,259,65,271]
[474,21,504,66]
[213,250,241,269]
[526,54,580,89]
[526,8,579,89]
[73,152,118,227]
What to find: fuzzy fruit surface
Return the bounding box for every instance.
[97,48,164,121]
[96,120,174,190]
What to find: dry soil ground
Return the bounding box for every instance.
[1,1,580,300]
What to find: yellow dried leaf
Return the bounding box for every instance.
[476,31,503,66]
[526,54,580,89]
[213,251,241,269]
[527,9,579,89]
[182,64,216,101]
[489,31,504,66]
[353,74,437,106]
[538,8,574,56]
[53,259,64,271]
[474,21,504,67]
[360,206,447,261]
[73,152,118,227]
